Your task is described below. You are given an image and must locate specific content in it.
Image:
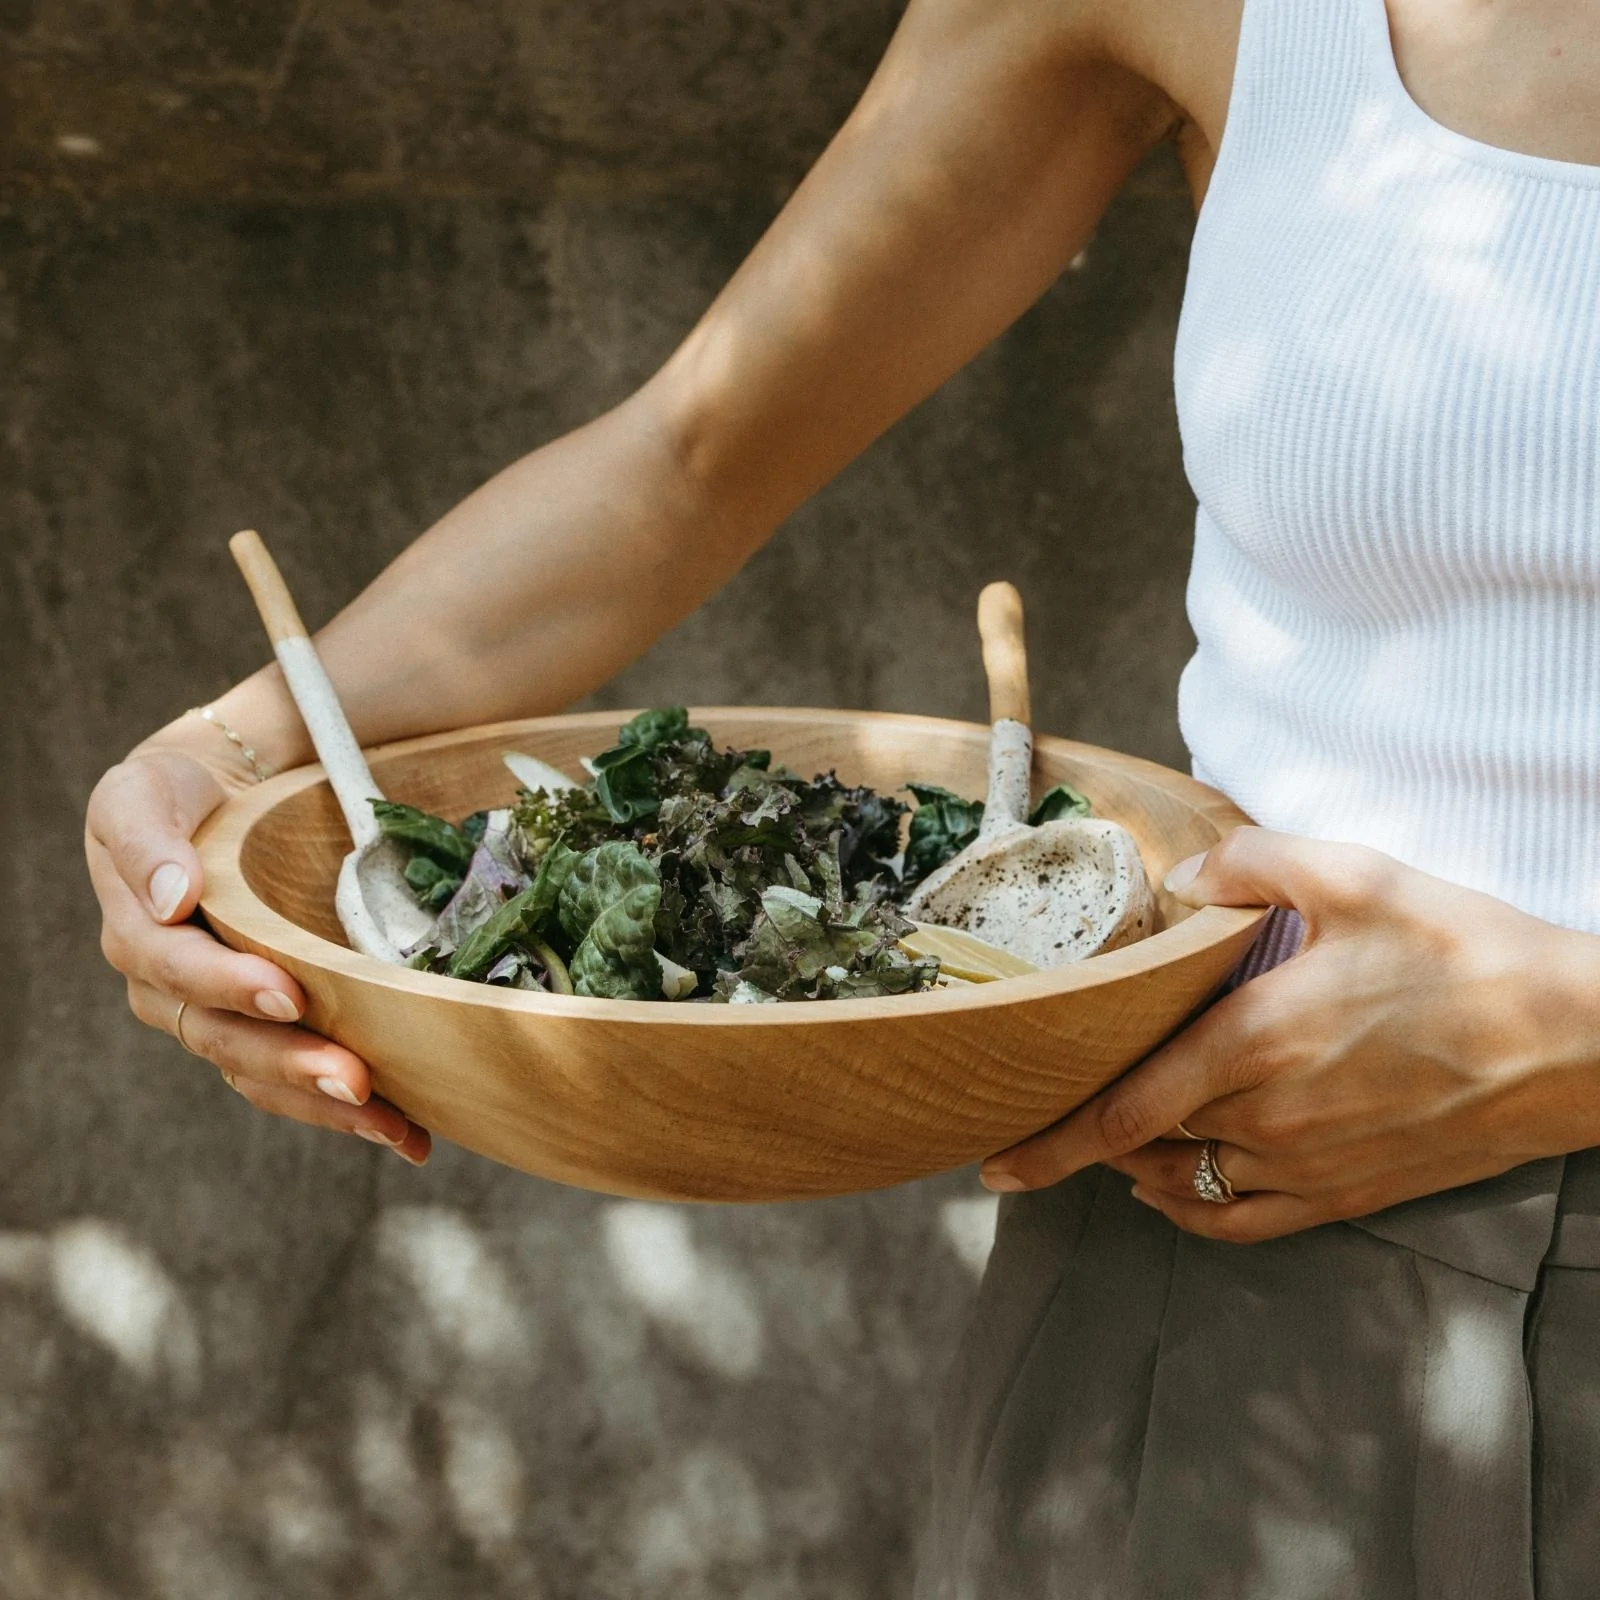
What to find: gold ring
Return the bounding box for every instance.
[1193,1140,1238,1204]
[174,1000,202,1057]
[1174,1120,1206,1141]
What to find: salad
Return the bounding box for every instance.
[375,708,1092,1004]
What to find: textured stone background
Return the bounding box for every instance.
[2,3,1199,1596]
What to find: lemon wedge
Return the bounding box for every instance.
[900,922,1040,983]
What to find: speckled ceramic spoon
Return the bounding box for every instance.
[903,582,1156,967]
[229,530,435,964]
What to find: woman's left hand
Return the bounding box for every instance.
[979,828,1600,1241]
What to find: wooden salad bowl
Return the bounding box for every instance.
[194,708,1267,1202]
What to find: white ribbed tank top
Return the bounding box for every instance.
[1175,0,1600,933]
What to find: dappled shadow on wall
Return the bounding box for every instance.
[0,1186,995,1597]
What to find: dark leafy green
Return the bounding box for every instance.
[901,784,985,889]
[447,840,581,980]
[617,706,702,750]
[403,855,461,911]
[372,800,474,874]
[587,708,696,824]
[645,774,904,988]
[1029,783,1093,825]
[797,774,903,886]
[590,743,661,825]
[558,842,661,947]
[570,884,664,1000]
[722,886,935,1002]
[404,815,532,961]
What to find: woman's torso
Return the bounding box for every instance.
[1156,0,1600,930]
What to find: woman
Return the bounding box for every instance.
[87,0,1600,1593]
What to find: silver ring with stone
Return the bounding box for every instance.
[1193,1140,1237,1204]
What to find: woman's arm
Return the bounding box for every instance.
[203,0,1178,771]
[89,0,1181,1149]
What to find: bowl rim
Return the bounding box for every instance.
[195,706,1269,1025]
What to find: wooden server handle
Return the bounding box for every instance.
[226,528,386,846]
[229,529,310,644]
[977,581,1031,727]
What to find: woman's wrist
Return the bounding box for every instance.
[127,664,312,792]
[207,663,314,776]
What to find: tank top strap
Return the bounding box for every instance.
[1215,0,1388,171]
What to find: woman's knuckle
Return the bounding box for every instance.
[1225,1213,1277,1244]
[125,980,154,1025]
[151,945,190,996]
[184,1011,223,1062]
[1174,1208,1224,1240]
[1331,1184,1385,1222]
[86,762,134,825]
[1220,1041,1274,1094]
[1326,845,1398,910]
[94,797,149,869]
[1208,829,1251,873]
[1098,1094,1153,1152]
[1251,1101,1311,1147]
[1293,1148,1342,1189]
[100,922,130,971]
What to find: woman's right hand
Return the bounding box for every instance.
[86,730,431,1165]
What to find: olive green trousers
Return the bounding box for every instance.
[918,1151,1600,1600]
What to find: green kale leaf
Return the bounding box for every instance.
[591,709,737,822]
[586,707,700,824]
[651,735,751,801]
[371,800,475,874]
[617,706,702,750]
[901,784,985,889]
[1029,783,1093,825]
[590,743,661,825]
[570,885,664,1000]
[649,787,811,976]
[731,886,936,1002]
[800,776,905,890]
[403,855,461,910]
[558,840,662,948]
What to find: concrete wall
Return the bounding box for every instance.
[2,4,1199,1595]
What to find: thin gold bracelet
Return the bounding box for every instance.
[186,705,274,783]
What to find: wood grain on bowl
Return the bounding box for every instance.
[194,709,1268,1202]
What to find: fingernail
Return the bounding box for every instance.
[356,1127,404,1148]
[256,990,301,1022]
[394,1145,429,1168]
[1163,853,1206,895]
[148,863,190,922]
[1130,1185,1159,1208]
[980,1169,1026,1193]
[316,1076,360,1105]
